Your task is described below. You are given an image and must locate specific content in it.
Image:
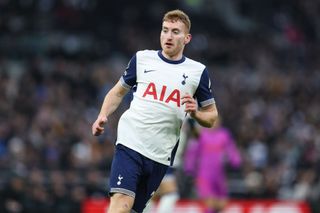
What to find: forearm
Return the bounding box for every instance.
[191,106,218,128]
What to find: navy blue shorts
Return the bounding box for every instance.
[109,144,168,213]
[165,166,175,175]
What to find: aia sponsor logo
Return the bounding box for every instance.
[142,82,181,107]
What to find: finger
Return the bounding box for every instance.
[92,129,99,136]
[181,94,192,99]
[182,100,195,106]
[185,107,196,113]
[97,125,104,130]
[181,97,194,105]
[93,128,104,136]
[92,123,104,132]
[99,118,107,126]
[93,131,99,136]
[184,103,197,111]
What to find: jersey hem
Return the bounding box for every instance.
[116,142,170,166]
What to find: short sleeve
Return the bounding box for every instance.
[194,68,215,107]
[120,54,137,89]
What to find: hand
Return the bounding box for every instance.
[92,116,108,136]
[181,93,197,117]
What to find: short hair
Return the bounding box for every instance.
[163,9,191,33]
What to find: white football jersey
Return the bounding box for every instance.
[117,50,215,166]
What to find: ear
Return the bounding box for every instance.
[184,34,192,45]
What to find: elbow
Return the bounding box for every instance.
[210,115,219,128]
[206,111,219,128]
[212,113,219,127]
[204,123,214,128]
[206,104,219,128]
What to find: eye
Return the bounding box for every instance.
[173,30,180,34]
[162,28,168,33]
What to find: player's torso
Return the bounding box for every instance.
[116,50,206,165]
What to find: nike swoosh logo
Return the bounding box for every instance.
[144,69,156,73]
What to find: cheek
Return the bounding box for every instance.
[160,34,166,43]
[178,38,185,46]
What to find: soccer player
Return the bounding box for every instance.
[184,118,242,213]
[92,9,218,213]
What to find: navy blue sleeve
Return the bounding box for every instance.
[194,68,215,107]
[120,54,137,89]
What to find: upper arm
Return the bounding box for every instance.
[113,80,130,97]
[199,103,217,112]
[112,54,137,98]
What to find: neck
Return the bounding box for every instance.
[161,50,183,61]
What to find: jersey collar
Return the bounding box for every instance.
[158,50,186,64]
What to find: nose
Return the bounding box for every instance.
[167,32,173,40]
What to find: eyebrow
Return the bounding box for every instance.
[162,26,180,32]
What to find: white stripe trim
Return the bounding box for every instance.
[120,77,132,89]
[200,98,215,107]
[110,187,135,198]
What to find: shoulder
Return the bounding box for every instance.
[184,57,206,71]
[136,49,158,58]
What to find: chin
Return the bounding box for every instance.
[163,49,174,56]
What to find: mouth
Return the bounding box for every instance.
[164,42,173,48]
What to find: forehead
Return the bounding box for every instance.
[162,20,187,31]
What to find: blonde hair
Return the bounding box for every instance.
[163,9,191,33]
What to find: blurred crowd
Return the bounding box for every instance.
[0,0,320,212]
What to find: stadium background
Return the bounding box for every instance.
[0,0,319,212]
